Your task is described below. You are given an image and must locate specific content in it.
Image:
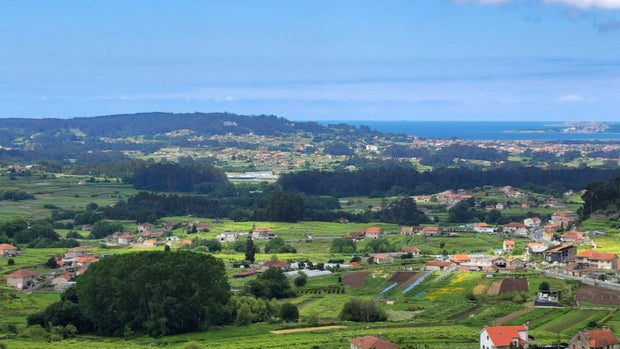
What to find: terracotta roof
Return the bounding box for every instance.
[483,325,527,347]
[8,269,37,278]
[547,244,574,252]
[365,227,381,234]
[349,335,398,349]
[585,328,620,347]
[0,243,17,250]
[505,222,526,228]
[427,260,453,267]
[374,253,390,259]
[504,240,515,246]
[451,254,470,263]
[577,249,617,261]
[400,246,420,253]
[262,260,289,269]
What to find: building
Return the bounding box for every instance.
[0,243,18,257]
[524,242,548,261]
[364,227,381,239]
[373,254,394,264]
[474,223,496,234]
[551,210,579,227]
[503,222,529,236]
[421,226,440,236]
[252,227,275,240]
[7,269,38,289]
[503,240,515,254]
[400,246,420,256]
[480,325,528,349]
[349,335,398,349]
[523,217,541,228]
[568,327,620,349]
[218,231,239,242]
[561,231,590,245]
[575,250,618,273]
[425,260,454,271]
[545,244,577,264]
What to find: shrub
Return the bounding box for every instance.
[340,299,386,322]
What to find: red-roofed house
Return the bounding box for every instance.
[503,240,515,254]
[503,222,528,236]
[118,234,134,245]
[450,254,471,264]
[349,335,398,349]
[261,260,289,270]
[0,243,18,257]
[480,325,528,349]
[425,260,454,271]
[421,226,440,236]
[364,227,381,239]
[400,246,420,256]
[7,269,38,289]
[561,231,590,245]
[252,227,275,240]
[373,253,394,264]
[575,250,618,272]
[568,327,620,349]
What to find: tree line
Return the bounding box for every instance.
[278,166,620,197]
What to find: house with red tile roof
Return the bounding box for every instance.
[568,327,620,349]
[0,243,18,257]
[575,250,618,272]
[425,260,454,271]
[421,226,440,236]
[261,260,289,270]
[561,231,590,245]
[399,246,420,256]
[373,253,394,264]
[503,240,515,254]
[349,335,398,349]
[7,269,38,289]
[503,222,528,236]
[450,254,471,264]
[480,325,528,349]
[364,227,381,239]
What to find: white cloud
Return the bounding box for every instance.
[544,0,620,9]
[557,94,585,102]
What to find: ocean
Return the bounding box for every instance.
[319,121,620,141]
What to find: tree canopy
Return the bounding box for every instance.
[75,250,230,337]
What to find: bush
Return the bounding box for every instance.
[280,303,299,322]
[339,299,386,322]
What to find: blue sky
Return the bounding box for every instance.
[1,0,619,121]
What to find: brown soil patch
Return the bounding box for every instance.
[388,271,424,289]
[576,285,620,305]
[487,281,502,296]
[271,325,346,334]
[473,283,488,295]
[499,278,529,294]
[491,305,534,326]
[342,271,369,288]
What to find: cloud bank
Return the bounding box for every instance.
[454,0,620,9]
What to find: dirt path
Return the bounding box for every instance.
[491,305,533,326]
[270,325,346,334]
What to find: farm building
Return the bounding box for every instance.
[568,327,620,349]
[7,269,38,289]
[480,325,528,349]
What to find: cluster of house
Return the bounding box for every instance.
[480,325,619,349]
[425,252,526,273]
[6,247,101,292]
[233,259,353,279]
[349,326,620,349]
[5,247,102,291]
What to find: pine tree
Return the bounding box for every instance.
[245,234,255,264]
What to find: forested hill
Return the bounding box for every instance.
[0,112,332,139]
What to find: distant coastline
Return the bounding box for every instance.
[319,121,620,141]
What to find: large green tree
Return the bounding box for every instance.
[76,250,230,337]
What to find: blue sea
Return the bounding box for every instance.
[319,121,620,141]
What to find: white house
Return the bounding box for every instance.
[480,325,528,349]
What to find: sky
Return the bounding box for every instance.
[1,0,619,121]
